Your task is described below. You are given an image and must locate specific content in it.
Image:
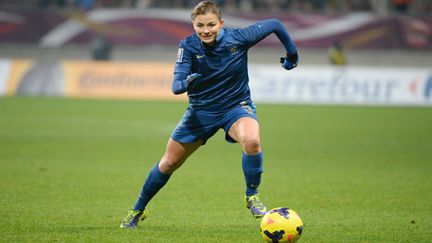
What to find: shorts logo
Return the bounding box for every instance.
[240,101,253,115]
[176,48,184,63]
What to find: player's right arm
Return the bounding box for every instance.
[172,41,198,95]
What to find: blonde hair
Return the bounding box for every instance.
[191,1,222,21]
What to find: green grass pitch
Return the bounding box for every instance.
[1,97,431,242]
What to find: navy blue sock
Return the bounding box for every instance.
[242,152,263,196]
[133,162,171,211]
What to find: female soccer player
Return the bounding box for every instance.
[121,0,298,228]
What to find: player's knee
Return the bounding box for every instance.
[159,155,182,174]
[159,160,178,174]
[242,137,261,155]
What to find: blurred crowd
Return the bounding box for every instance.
[0,0,430,15]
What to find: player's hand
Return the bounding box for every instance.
[185,73,202,89]
[280,52,298,70]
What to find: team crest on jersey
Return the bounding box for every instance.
[176,48,184,63]
[230,46,239,55]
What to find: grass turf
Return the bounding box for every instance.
[0,97,431,242]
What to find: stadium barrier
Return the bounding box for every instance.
[1,59,431,106]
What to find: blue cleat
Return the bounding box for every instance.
[120,208,149,228]
[245,194,268,219]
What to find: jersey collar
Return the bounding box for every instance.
[216,28,225,42]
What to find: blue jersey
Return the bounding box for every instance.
[172,18,296,111]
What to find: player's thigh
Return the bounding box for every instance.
[159,138,202,173]
[228,117,260,144]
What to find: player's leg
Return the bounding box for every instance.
[158,138,202,173]
[133,138,201,211]
[228,116,262,155]
[120,139,201,228]
[228,117,264,196]
[228,116,268,218]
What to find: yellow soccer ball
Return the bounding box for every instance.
[260,207,304,243]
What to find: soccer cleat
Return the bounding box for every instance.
[245,194,268,219]
[120,208,149,228]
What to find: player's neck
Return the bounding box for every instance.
[202,41,216,48]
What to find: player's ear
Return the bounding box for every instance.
[219,18,224,27]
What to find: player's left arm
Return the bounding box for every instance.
[238,18,298,70]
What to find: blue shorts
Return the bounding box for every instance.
[171,101,257,144]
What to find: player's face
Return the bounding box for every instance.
[193,12,224,46]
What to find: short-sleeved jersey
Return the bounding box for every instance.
[173,20,280,111]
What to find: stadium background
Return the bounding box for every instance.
[1,0,432,105]
[1,0,432,63]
